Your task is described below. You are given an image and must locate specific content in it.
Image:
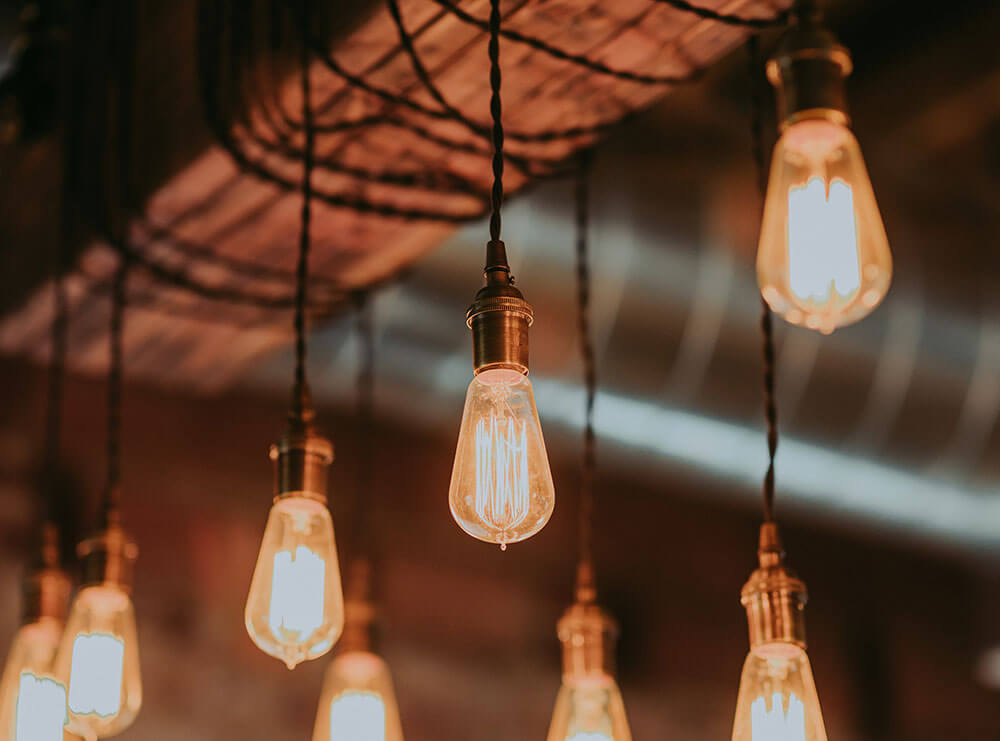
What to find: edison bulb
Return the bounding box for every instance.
[312,651,403,741]
[53,585,141,738]
[732,642,827,741]
[757,117,891,334]
[547,674,631,741]
[246,495,344,669]
[0,618,72,741]
[449,368,555,548]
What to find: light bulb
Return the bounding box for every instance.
[245,495,345,669]
[548,599,631,741]
[756,14,891,334]
[54,586,141,738]
[757,118,890,333]
[311,651,404,741]
[547,674,631,741]
[732,643,826,741]
[733,524,827,741]
[53,524,141,739]
[0,619,69,741]
[449,368,555,548]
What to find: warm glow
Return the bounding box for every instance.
[732,643,826,741]
[546,675,631,741]
[757,118,891,333]
[245,496,344,669]
[474,412,530,534]
[787,178,859,303]
[67,633,124,717]
[329,691,386,741]
[567,735,613,741]
[449,369,555,546]
[15,672,65,741]
[750,693,806,741]
[269,545,326,642]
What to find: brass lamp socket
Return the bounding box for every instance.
[79,522,139,593]
[741,522,808,649]
[466,240,534,375]
[340,558,377,653]
[767,19,853,130]
[558,600,618,679]
[22,521,71,622]
[270,418,333,503]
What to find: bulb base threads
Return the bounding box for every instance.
[741,522,808,649]
[78,520,139,592]
[558,600,618,679]
[768,17,852,130]
[22,521,71,623]
[467,240,534,375]
[340,558,377,653]
[271,416,333,503]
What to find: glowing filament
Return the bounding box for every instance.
[750,693,806,741]
[474,412,530,536]
[329,691,386,741]
[67,633,124,717]
[269,545,326,641]
[14,672,66,741]
[787,177,860,303]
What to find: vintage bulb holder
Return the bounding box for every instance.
[767,11,853,130]
[78,510,139,593]
[340,558,377,653]
[741,522,808,649]
[466,240,534,375]
[270,410,334,503]
[21,522,71,623]
[557,596,618,679]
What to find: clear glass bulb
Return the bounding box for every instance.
[0,618,79,741]
[449,368,555,548]
[547,674,631,741]
[757,117,891,334]
[53,585,141,738]
[311,650,404,741]
[731,642,827,741]
[245,495,345,669]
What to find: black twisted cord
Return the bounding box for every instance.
[292,1,314,421]
[487,0,503,243]
[102,259,127,525]
[654,0,791,29]
[351,292,376,562]
[575,150,597,597]
[429,0,707,86]
[748,35,776,523]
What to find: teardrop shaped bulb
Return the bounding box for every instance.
[757,118,891,334]
[245,495,345,669]
[0,619,76,741]
[312,650,404,741]
[547,674,631,741]
[731,642,827,741]
[53,585,142,739]
[449,369,555,547]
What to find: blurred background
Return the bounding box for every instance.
[1,0,999,738]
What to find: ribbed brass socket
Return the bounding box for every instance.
[466,240,534,375]
[558,601,618,679]
[340,558,376,653]
[22,567,71,624]
[270,419,333,503]
[768,23,852,129]
[79,523,139,592]
[741,522,808,648]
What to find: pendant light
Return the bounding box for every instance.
[0,255,73,741]
[546,154,632,741]
[732,61,829,737]
[756,0,891,334]
[244,18,345,669]
[54,263,142,739]
[449,0,555,549]
[312,297,404,741]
